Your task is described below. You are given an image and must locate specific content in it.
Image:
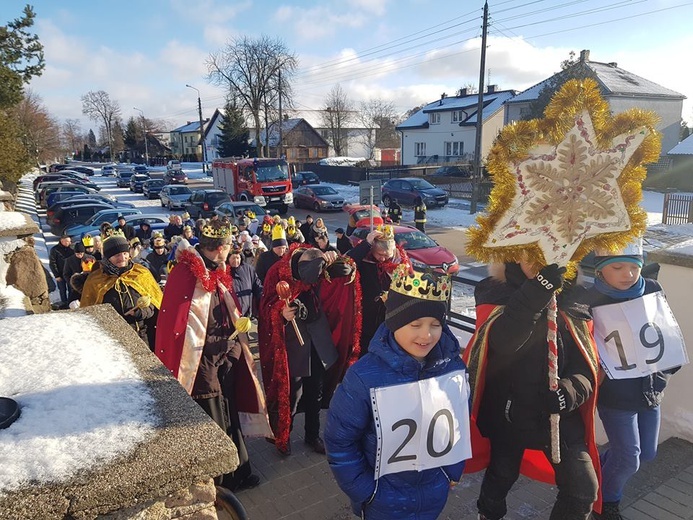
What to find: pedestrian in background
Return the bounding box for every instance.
[414,196,427,233]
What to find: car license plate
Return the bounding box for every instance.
[269,196,280,202]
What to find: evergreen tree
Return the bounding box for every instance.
[523,51,597,121]
[217,100,250,157]
[124,117,139,158]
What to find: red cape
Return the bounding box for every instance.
[462,303,602,513]
[258,244,362,452]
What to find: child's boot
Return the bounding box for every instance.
[592,501,622,520]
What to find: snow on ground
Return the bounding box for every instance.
[0,312,158,495]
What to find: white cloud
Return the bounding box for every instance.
[272,5,368,41]
[347,0,390,16]
[169,0,252,24]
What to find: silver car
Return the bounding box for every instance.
[159,185,192,210]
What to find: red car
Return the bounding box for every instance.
[348,224,459,275]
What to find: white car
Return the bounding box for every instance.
[101,164,116,176]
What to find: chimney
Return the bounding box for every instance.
[486,85,497,94]
[607,62,618,68]
[579,49,590,63]
[439,92,447,106]
[458,87,468,97]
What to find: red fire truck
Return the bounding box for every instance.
[211,157,293,215]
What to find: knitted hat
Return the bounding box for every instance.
[74,242,86,253]
[103,233,129,259]
[271,224,287,247]
[385,265,451,332]
[594,238,644,271]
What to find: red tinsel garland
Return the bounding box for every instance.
[177,248,232,292]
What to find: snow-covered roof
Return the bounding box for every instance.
[254,118,327,148]
[171,121,203,133]
[508,60,685,104]
[668,133,693,155]
[397,90,516,130]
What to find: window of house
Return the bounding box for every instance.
[451,110,465,123]
[428,113,441,125]
[445,141,464,156]
[519,107,530,118]
[415,142,426,157]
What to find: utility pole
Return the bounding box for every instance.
[133,107,149,166]
[470,0,489,214]
[186,84,207,174]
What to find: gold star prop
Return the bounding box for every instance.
[466,78,661,273]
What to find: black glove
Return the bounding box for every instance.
[532,264,565,293]
[326,260,354,278]
[545,384,568,414]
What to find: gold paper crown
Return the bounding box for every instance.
[376,224,395,240]
[202,222,232,239]
[82,234,94,247]
[246,210,256,219]
[287,216,296,227]
[389,264,451,302]
[272,224,286,241]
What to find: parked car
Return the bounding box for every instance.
[101,164,116,176]
[109,214,169,236]
[349,225,459,274]
[291,171,320,189]
[433,165,472,178]
[129,173,150,192]
[60,193,129,208]
[46,196,132,225]
[214,201,270,233]
[116,169,134,188]
[342,204,384,233]
[381,177,448,208]
[46,189,103,208]
[159,185,193,210]
[49,202,115,236]
[68,165,96,176]
[163,169,187,184]
[133,165,149,174]
[166,159,182,172]
[41,184,100,208]
[64,208,142,239]
[184,189,231,219]
[142,179,165,199]
[54,172,99,190]
[293,185,344,212]
[33,173,87,190]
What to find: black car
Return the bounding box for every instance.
[184,189,232,219]
[116,169,134,188]
[433,165,471,178]
[129,173,150,192]
[49,202,115,236]
[142,179,164,199]
[292,171,320,189]
[381,177,448,208]
[68,165,96,176]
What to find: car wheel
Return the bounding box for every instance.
[313,202,321,212]
[382,195,391,207]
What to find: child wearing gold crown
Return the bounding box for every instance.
[325,264,470,519]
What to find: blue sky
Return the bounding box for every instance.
[15,0,693,139]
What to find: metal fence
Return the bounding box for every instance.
[662,192,693,224]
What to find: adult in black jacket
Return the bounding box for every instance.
[335,228,351,255]
[389,199,402,224]
[49,235,74,305]
[469,262,599,520]
[347,228,408,356]
[299,215,314,243]
[146,234,169,282]
[63,242,96,304]
[228,247,263,318]
[255,245,287,283]
[115,215,136,241]
[163,215,184,241]
[135,222,152,245]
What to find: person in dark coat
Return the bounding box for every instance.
[115,214,136,241]
[576,245,681,520]
[299,214,314,243]
[228,246,263,318]
[135,221,152,245]
[414,196,427,233]
[49,234,74,305]
[388,199,402,224]
[146,233,169,282]
[255,225,288,283]
[335,227,351,255]
[347,227,409,357]
[63,242,96,304]
[82,234,101,261]
[315,232,338,254]
[325,266,467,520]
[464,262,600,520]
[163,214,183,241]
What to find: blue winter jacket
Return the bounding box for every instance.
[325,322,467,519]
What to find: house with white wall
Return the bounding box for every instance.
[396,87,516,166]
[505,50,685,163]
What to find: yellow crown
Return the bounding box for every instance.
[287,216,296,227]
[272,224,286,241]
[389,264,451,301]
[202,223,232,239]
[82,234,94,247]
[246,210,256,219]
[376,224,395,240]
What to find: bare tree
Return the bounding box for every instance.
[321,84,354,157]
[62,118,82,156]
[207,35,297,157]
[356,98,398,159]
[81,90,121,161]
[12,89,61,164]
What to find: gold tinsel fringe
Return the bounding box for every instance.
[466,78,661,275]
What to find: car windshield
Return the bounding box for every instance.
[353,208,380,221]
[408,179,436,190]
[207,193,229,205]
[170,187,192,195]
[395,230,438,250]
[254,162,289,182]
[312,186,337,195]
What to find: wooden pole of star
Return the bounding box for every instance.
[547,294,560,464]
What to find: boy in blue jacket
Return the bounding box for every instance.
[325,265,470,519]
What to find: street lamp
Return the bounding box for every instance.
[185,84,207,174]
[133,107,149,166]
